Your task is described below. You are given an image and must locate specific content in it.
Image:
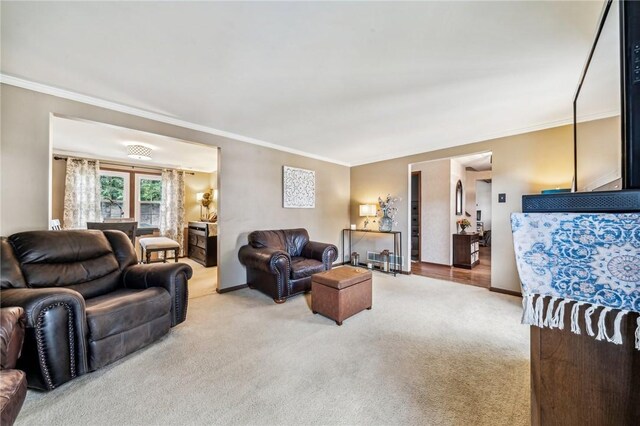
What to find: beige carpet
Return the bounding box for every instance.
[179,258,217,298]
[17,271,530,426]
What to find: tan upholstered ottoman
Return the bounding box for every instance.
[311,267,372,325]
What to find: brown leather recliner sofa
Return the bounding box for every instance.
[0,307,27,425]
[0,230,192,391]
[238,228,338,303]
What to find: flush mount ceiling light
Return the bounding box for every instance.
[126,144,152,160]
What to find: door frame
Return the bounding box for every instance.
[411,170,422,261]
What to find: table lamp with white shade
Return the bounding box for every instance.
[359,204,377,229]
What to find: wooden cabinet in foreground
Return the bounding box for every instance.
[452,233,479,269]
[188,221,217,267]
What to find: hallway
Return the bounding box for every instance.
[411,246,491,288]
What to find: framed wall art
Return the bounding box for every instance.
[283,166,315,208]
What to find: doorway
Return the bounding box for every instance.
[49,114,221,298]
[411,171,421,262]
[409,152,492,288]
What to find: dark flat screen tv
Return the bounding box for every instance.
[524,0,640,213]
[574,0,640,192]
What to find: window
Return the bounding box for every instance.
[135,174,162,228]
[99,171,130,220]
[99,170,163,228]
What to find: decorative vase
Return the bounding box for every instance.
[460,226,467,234]
[379,212,393,232]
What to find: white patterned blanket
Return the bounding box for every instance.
[511,212,640,349]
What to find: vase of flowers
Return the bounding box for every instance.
[457,218,471,234]
[377,194,399,232]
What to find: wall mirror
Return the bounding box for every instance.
[455,180,463,215]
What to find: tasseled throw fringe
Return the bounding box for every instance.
[523,294,638,349]
[540,297,570,330]
[595,307,612,341]
[534,295,545,327]
[521,294,535,325]
[611,310,627,345]
[571,301,585,335]
[585,305,597,337]
[543,297,558,328]
[554,299,570,330]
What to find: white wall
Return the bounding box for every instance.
[1,84,350,290]
[576,116,621,191]
[184,171,215,222]
[449,158,466,263]
[351,124,574,293]
[465,169,492,230]
[476,180,492,230]
[411,159,451,266]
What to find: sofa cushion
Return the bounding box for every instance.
[8,230,121,299]
[1,238,26,289]
[286,230,310,257]
[85,288,171,341]
[87,313,170,371]
[248,229,310,257]
[249,230,288,252]
[290,257,325,280]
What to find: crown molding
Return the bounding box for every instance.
[0,74,352,167]
[1,74,582,169]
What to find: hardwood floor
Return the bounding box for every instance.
[411,246,491,288]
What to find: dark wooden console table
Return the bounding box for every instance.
[341,228,402,276]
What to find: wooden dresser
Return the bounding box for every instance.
[187,221,217,267]
[452,233,479,269]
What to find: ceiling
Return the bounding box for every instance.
[412,151,492,172]
[52,116,218,173]
[2,1,604,166]
[458,152,492,172]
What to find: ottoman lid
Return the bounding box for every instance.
[313,267,372,289]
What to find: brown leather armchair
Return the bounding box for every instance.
[0,307,27,426]
[0,230,192,391]
[238,229,338,303]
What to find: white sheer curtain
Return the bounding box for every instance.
[63,158,103,229]
[160,169,186,255]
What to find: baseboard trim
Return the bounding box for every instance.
[216,284,249,294]
[340,261,410,275]
[489,287,522,297]
[416,261,451,267]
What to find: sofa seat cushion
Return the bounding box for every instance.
[290,257,325,280]
[85,288,171,341]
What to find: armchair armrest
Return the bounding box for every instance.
[0,307,25,370]
[238,246,290,274]
[0,287,88,390]
[301,241,339,268]
[239,246,291,301]
[122,263,193,327]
